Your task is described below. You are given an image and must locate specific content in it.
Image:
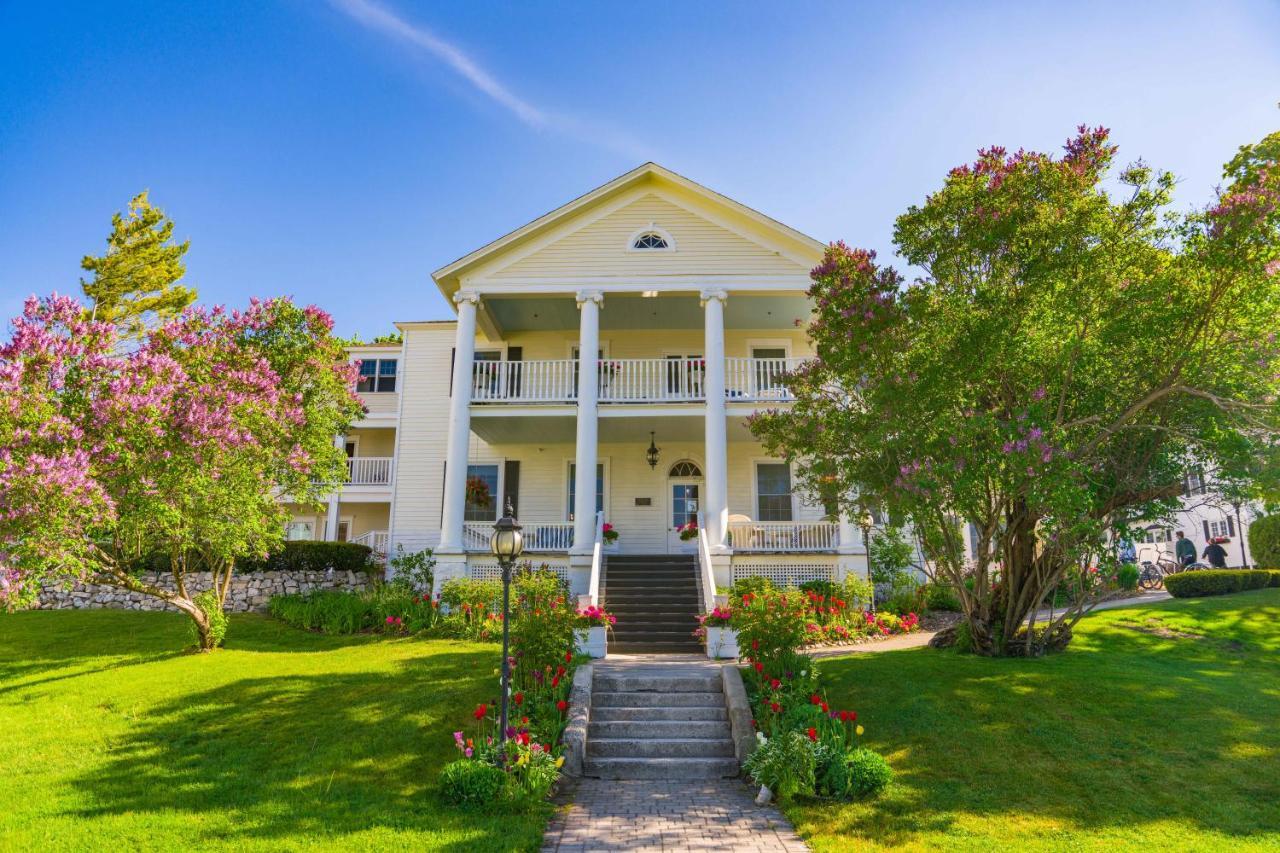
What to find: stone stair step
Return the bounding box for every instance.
[594,674,720,693]
[587,737,735,758]
[609,642,706,654]
[588,720,731,739]
[584,756,739,781]
[591,705,727,722]
[591,690,724,707]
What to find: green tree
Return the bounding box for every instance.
[752,127,1280,656]
[80,191,196,336]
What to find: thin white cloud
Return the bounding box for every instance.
[329,0,651,159]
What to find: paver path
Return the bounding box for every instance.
[544,654,808,852]
[541,778,807,852]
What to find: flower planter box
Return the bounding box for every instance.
[705,626,739,659]
[575,626,607,659]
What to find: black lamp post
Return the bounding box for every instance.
[490,498,523,762]
[646,432,660,470]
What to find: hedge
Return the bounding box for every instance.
[1164,569,1279,598]
[128,541,379,575]
[1248,515,1280,568]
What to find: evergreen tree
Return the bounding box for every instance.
[80,191,196,336]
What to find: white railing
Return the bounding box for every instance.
[727,520,840,552]
[346,457,393,485]
[588,511,604,606]
[350,530,389,558]
[696,511,717,613]
[462,521,575,552]
[471,359,577,403]
[599,358,706,402]
[725,357,805,402]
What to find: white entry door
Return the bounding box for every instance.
[667,480,702,554]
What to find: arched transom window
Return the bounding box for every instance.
[626,223,675,252]
[668,460,702,478]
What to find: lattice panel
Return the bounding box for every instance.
[466,560,570,584]
[731,561,835,588]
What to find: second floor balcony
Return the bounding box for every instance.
[345,456,393,486]
[469,356,806,405]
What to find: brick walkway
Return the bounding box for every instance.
[541,778,808,852]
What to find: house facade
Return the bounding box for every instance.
[288,163,869,596]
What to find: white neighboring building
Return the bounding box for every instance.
[288,163,870,596]
[1133,472,1264,568]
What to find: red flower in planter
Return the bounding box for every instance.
[807,727,818,742]
[473,704,487,720]
[556,699,569,713]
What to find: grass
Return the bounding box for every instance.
[0,610,544,852]
[789,588,1280,852]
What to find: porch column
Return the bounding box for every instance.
[572,290,603,553]
[438,290,480,553]
[701,288,729,552]
[325,433,344,541]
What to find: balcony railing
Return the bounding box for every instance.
[468,357,805,404]
[350,530,389,558]
[463,521,575,552]
[346,456,393,485]
[727,520,839,552]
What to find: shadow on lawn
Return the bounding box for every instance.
[805,617,1280,847]
[66,649,540,851]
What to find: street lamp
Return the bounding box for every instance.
[490,498,523,762]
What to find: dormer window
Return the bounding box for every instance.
[633,232,668,250]
[626,224,675,252]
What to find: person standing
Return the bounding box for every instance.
[1175,531,1196,567]
[1203,539,1228,568]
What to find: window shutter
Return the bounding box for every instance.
[1203,520,1211,540]
[1227,516,1236,536]
[503,461,520,518]
[507,347,522,398]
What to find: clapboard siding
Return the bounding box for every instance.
[490,193,809,280]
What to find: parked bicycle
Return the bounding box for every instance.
[1137,554,1210,590]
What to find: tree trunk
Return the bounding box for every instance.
[171,595,216,652]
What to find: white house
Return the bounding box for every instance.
[286,163,869,603]
[1132,471,1264,568]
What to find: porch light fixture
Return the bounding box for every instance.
[490,499,524,762]
[646,432,660,470]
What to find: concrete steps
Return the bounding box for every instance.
[583,662,738,781]
[603,554,702,654]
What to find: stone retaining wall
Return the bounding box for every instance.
[34,570,375,613]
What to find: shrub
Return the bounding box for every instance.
[845,747,894,798]
[387,546,435,592]
[1116,563,1140,592]
[439,759,507,809]
[922,582,962,612]
[734,589,809,672]
[1248,515,1280,568]
[730,575,777,599]
[268,587,437,634]
[189,589,228,649]
[743,730,816,799]
[799,579,840,600]
[881,586,923,616]
[238,541,378,574]
[1164,569,1273,598]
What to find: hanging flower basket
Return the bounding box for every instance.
[465,476,492,509]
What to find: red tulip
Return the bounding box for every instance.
[473,704,487,720]
[556,699,569,713]
[514,692,524,706]
[807,727,818,742]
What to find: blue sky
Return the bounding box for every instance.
[1,0,1277,338]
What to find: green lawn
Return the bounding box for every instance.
[791,588,1280,852]
[0,611,544,852]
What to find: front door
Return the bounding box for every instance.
[667,480,701,554]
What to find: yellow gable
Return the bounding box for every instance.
[487,192,810,281]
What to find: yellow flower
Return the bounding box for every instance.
[555,757,565,768]
[856,725,865,736]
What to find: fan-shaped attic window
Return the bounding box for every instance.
[633,232,668,250]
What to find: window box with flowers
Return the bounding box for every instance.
[574,605,615,658]
[697,605,738,659]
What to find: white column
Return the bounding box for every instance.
[838,512,858,552]
[438,290,480,553]
[701,288,729,552]
[572,290,603,553]
[325,433,344,541]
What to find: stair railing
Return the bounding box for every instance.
[695,511,717,613]
[587,510,604,606]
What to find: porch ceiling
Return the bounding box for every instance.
[468,409,764,444]
[481,293,812,333]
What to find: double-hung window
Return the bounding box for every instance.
[1184,471,1206,497]
[567,463,605,521]
[357,358,398,393]
[465,464,500,522]
[756,463,794,522]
